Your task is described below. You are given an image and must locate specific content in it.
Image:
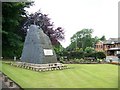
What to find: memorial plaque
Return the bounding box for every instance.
[44,49,53,56]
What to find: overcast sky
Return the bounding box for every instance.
[25,0,119,48]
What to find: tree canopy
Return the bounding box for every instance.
[69,29,95,50]
[2,2,33,58]
[100,35,106,41]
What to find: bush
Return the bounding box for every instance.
[95,52,106,59]
[69,51,84,59]
[60,50,106,63]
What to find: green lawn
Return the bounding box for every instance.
[0,62,118,88]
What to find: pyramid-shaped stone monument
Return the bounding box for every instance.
[21,25,57,64]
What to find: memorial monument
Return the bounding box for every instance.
[21,25,57,64]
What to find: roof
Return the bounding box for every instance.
[103,38,120,44]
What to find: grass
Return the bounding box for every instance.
[0,61,118,88]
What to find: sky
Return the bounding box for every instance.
[25,0,119,48]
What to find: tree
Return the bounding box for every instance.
[85,47,95,53]
[22,10,65,45]
[66,42,76,51]
[92,36,100,48]
[70,28,94,50]
[95,51,106,59]
[100,35,106,41]
[2,2,33,58]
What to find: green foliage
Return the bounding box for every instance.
[85,47,95,53]
[60,49,106,61]
[66,42,76,51]
[95,51,106,59]
[70,51,84,59]
[70,28,95,50]
[2,2,33,58]
[100,35,106,41]
[53,44,63,56]
[84,51,106,59]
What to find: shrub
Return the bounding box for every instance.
[95,52,106,59]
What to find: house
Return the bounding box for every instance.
[95,40,104,52]
[95,38,120,56]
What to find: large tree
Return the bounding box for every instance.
[70,29,94,50]
[2,2,33,58]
